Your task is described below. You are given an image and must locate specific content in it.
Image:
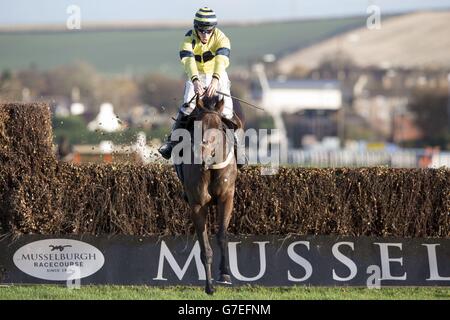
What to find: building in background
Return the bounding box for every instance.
[251,63,342,159]
[88,102,124,132]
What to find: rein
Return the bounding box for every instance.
[194,100,234,170]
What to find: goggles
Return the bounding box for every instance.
[196,27,214,35]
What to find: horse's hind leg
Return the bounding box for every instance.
[191,204,215,295]
[216,192,234,285]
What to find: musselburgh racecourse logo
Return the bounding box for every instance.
[13,239,104,281]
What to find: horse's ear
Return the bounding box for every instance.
[216,97,225,113]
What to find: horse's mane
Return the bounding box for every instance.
[200,95,222,111]
[184,95,223,130]
[185,95,241,131]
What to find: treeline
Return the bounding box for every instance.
[0,61,185,115]
[0,62,263,146]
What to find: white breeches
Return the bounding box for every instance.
[180,72,233,119]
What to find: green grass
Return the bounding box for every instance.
[0,285,449,300]
[0,17,366,75]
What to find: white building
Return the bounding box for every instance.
[259,79,342,113]
[251,64,343,159]
[88,102,123,132]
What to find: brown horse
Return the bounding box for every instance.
[180,95,241,295]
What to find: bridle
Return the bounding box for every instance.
[189,94,234,170]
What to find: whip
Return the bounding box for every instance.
[215,90,266,111]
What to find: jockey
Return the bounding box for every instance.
[158,7,245,167]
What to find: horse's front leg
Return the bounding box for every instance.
[191,204,215,295]
[216,191,234,285]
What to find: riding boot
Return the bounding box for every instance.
[158,109,189,160]
[234,131,247,169]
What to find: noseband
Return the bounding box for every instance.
[194,107,234,170]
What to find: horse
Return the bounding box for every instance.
[176,94,242,295]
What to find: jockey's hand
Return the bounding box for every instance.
[206,77,219,97]
[193,79,205,96]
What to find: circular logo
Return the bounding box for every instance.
[13,239,105,281]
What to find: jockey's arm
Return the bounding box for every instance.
[179,32,200,83]
[206,32,230,97]
[193,78,205,96]
[212,33,231,81]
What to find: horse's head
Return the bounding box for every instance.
[195,95,227,169]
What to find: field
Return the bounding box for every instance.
[278,11,450,71]
[0,17,366,75]
[0,285,449,300]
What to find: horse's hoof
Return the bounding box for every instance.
[205,286,215,295]
[216,274,232,285]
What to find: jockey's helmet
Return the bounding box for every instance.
[193,7,218,31]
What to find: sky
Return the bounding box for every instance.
[1,0,450,25]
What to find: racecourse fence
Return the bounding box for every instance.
[1,102,449,237]
[287,149,450,168]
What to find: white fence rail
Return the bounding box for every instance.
[286,149,450,168]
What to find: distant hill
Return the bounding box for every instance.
[0,17,367,76]
[278,11,450,72]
